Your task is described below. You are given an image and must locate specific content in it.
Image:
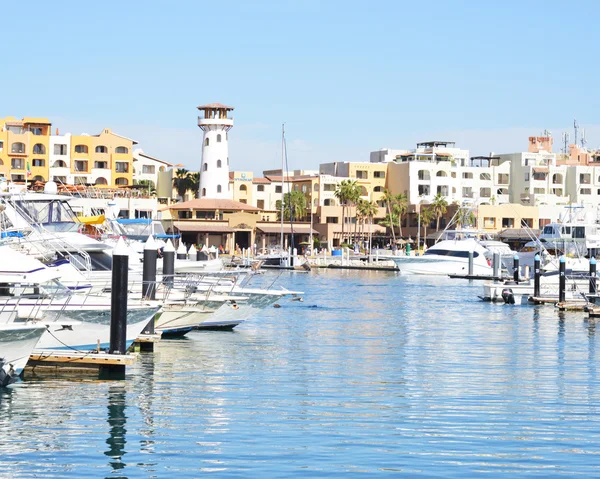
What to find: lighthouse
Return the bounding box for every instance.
[197,103,234,199]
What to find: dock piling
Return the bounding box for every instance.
[534,254,541,298]
[142,236,157,301]
[103,237,129,378]
[468,251,474,276]
[590,256,597,295]
[492,252,500,281]
[162,239,175,288]
[513,254,520,283]
[559,256,566,303]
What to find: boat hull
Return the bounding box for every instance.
[0,325,46,385]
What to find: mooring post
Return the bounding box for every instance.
[513,254,519,283]
[559,255,566,303]
[590,256,597,295]
[142,236,157,302]
[493,252,500,281]
[534,254,541,298]
[468,251,474,276]
[102,237,129,378]
[188,244,197,261]
[162,239,175,288]
[176,242,187,260]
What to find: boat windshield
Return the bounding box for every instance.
[424,249,480,258]
[14,199,78,233]
[112,219,167,239]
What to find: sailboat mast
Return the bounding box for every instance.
[280,123,285,252]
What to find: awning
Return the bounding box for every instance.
[257,224,318,234]
[499,228,540,240]
[173,222,234,233]
[532,167,549,173]
[75,214,105,225]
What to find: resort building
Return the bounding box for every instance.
[132,149,175,187]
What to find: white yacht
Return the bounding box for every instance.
[0,324,46,386]
[390,238,493,276]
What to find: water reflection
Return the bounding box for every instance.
[105,385,127,477]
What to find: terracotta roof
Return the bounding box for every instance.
[533,167,549,173]
[252,178,271,184]
[173,222,234,233]
[197,103,234,110]
[264,175,314,183]
[166,198,259,211]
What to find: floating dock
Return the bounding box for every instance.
[24,350,137,377]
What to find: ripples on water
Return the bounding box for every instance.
[1,270,599,478]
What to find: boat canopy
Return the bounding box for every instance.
[75,214,105,225]
[115,218,152,225]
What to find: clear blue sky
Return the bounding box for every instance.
[4,0,600,173]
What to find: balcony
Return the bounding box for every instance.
[198,116,234,128]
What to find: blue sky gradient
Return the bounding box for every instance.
[4,0,600,172]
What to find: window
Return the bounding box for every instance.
[324,198,336,206]
[32,144,46,154]
[552,173,563,184]
[581,188,592,195]
[480,187,491,197]
[178,211,192,219]
[326,217,339,224]
[240,184,247,192]
[257,185,265,192]
[314,183,319,191]
[115,177,129,186]
[497,173,509,184]
[374,186,383,192]
[115,146,128,154]
[302,185,307,193]
[239,199,247,204]
[521,218,533,228]
[533,171,547,181]
[417,170,430,180]
[74,161,88,172]
[293,185,299,191]
[32,159,45,167]
[11,174,25,181]
[217,134,222,142]
[324,184,336,191]
[580,173,591,184]
[437,170,448,177]
[142,165,155,174]
[418,185,430,195]
[524,173,530,182]
[53,176,66,183]
[374,171,385,178]
[53,144,67,155]
[480,172,491,181]
[462,187,473,198]
[115,162,129,173]
[497,188,508,195]
[202,188,206,196]
[195,211,215,219]
[95,145,108,153]
[94,161,108,169]
[534,188,545,194]
[205,138,209,146]
[553,188,563,196]
[355,170,368,179]
[502,217,514,228]
[462,172,473,179]
[0,141,3,151]
[74,145,88,154]
[95,177,108,185]
[451,172,456,178]
[217,160,222,168]
[217,185,222,193]
[203,163,208,171]
[437,185,448,195]
[257,199,265,209]
[484,217,496,228]
[275,186,282,193]
[52,160,66,168]
[11,142,26,154]
[11,159,24,169]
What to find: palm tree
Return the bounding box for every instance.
[456,208,476,229]
[134,179,156,196]
[393,193,408,238]
[173,168,190,200]
[187,172,201,199]
[382,188,397,245]
[358,199,378,253]
[335,180,359,245]
[430,193,449,231]
[420,207,435,249]
[275,190,307,221]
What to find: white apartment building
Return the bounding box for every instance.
[132,149,174,185]
[49,134,71,184]
[371,141,471,167]
[565,165,600,206]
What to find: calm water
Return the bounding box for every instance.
[1,270,600,478]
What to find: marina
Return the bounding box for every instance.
[2,270,600,477]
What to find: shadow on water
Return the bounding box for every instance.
[105,385,127,478]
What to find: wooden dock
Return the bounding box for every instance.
[528,296,559,305]
[449,274,510,280]
[24,350,137,377]
[327,264,399,271]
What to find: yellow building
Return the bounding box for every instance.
[70,128,136,186]
[0,116,51,182]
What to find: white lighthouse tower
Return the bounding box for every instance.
[197,103,234,199]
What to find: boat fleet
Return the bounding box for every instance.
[0,182,303,386]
